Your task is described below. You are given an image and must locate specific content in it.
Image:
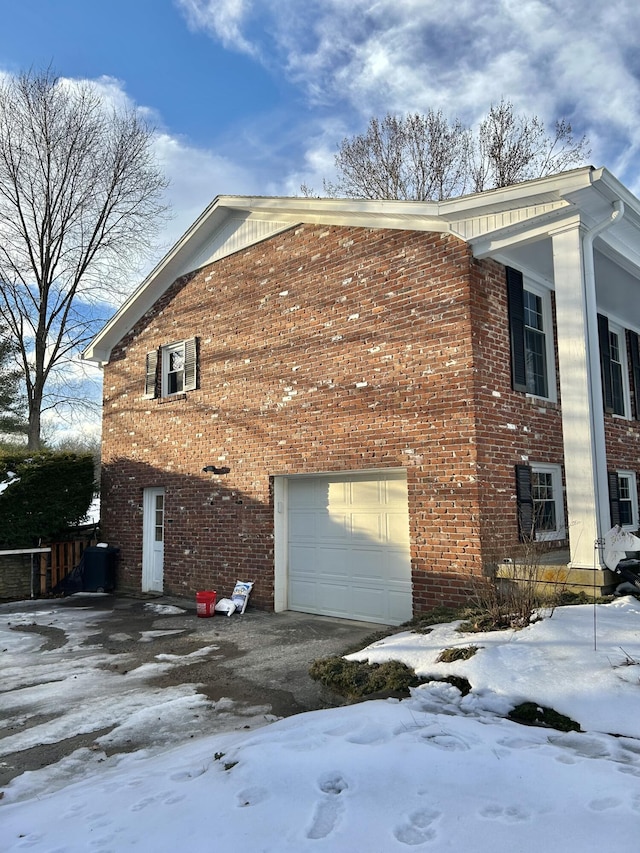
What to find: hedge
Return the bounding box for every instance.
[0,450,95,548]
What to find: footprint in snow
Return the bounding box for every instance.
[393,807,441,845]
[306,773,349,839]
[479,803,531,823]
[588,796,622,811]
[237,786,269,807]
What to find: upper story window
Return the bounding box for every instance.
[507,267,556,402]
[523,289,549,399]
[144,338,198,399]
[598,315,631,418]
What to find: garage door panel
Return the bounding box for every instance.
[289,578,317,609]
[289,511,319,541]
[351,479,382,505]
[287,471,412,625]
[351,584,385,621]
[316,581,351,616]
[316,547,350,578]
[288,544,316,575]
[388,589,414,624]
[318,512,350,540]
[351,512,382,541]
[386,550,412,581]
[349,548,385,580]
[327,481,348,505]
[387,513,411,542]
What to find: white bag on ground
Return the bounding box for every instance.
[230,580,254,614]
[214,598,237,616]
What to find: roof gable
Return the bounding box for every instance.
[84,166,640,363]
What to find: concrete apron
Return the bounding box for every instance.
[0,593,383,788]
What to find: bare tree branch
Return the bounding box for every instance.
[0,69,168,448]
[328,101,590,202]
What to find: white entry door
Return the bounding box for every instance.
[142,487,165,592]
[285,471,412,625]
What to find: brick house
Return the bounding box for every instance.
[84,167,640,624]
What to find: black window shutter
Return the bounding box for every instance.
[515,464,534,541]
[608,470,621,528]
[145,350,159,398]
[627,330,640,420]
[597,314,614,414]
[506,267,527,393]
[183,337,198,392]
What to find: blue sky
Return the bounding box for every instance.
[2,0,639,255]
[1,0,639,440]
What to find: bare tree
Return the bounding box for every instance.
[325,111,469,201]
[468,100,591,192]
[0,69,168,449]
[326,100,589,202]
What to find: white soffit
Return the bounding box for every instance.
[189,213,295,270]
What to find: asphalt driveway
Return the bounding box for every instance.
[0,593,383,791]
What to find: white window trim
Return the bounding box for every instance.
[607,320,632,420]
[531,462,565,542]
[617,470,638,530]
[161,341,186,397]
[524,280,557,404]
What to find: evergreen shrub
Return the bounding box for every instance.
[0,450,95,548]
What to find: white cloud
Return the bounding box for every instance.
[153,131,259,249]
[174,0,640,191]
[175,0,257,56]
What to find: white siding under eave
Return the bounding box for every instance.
[451,201,568,240]
[189,215,295,271]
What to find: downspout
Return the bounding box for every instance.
[581,199,625,557]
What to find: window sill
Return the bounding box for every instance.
[535,531,567,543]
[158,393,187,404]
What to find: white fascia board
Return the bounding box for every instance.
[242,208,447,232]
[590,168,640,225]
[221,195,442,220]
[437,166,595,220]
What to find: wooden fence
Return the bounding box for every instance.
[39,536,98,594]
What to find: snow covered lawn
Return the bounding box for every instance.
[1,597,639,851]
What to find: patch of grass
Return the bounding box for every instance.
[508,702,581,732]
[457,608,517,633]
[309,656,422,700]
[557,590,613,606]
[403,606,464,633]
[214,752,238,771]
[436,645,479,663]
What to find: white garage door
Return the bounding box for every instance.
[287,471,412,625]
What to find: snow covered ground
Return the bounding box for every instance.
[1,596,640,852]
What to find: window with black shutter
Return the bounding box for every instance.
[515,464,534,541]
[506,268,552,399]
[608,470,621,527]
[507,267,527,393]
[627,330,640,420]
[598,314,615,414]
[144,338,198,398]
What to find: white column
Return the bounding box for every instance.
[551,222,609,568]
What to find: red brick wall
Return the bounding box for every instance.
[100,223,578,612]
[469,259,567,562]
